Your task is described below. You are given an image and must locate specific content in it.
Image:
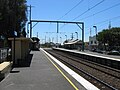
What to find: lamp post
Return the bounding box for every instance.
[60,37,62,44]
[37,32,38,38]
[93,26,97,36]
[93,25,98,50]
[52,37,54,43]
[71,33,73,40]
[65,35,67,41]
[75,32,78,40]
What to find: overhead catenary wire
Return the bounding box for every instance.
[79,2,120,21]
[58,0,84,20]
[96,15,120,25]
[80,2,120,35]
[85,15,120,36]
[85,15,120,30]
[72,0,105,21]
[60,0,105,29]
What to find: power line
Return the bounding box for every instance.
[79,2,120,20]
[85,15,120,30]
[72,0,105,21]
[58,0,84,20]
[96,15,120,25]
[60,0,105,29]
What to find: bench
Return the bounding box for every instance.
[0,61,13,79]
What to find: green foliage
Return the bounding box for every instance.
[97,27,120,50]
[0,0,27,38]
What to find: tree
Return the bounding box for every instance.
[21,28,26,37]
[0,0,27,38]
[108,27,120,50]
[97,27,120,50]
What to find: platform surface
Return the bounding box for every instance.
[0,50,87,90]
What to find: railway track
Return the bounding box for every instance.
[45,49,120,90]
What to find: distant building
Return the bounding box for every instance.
[89,36,98,50]
[84,42,89,50]
[63,39,82,50]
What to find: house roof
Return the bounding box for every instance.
[64,39,82,45]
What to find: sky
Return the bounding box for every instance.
[26,0,120,44]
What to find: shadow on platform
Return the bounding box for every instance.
[0,54,33,82]
[13,54,33,68]
[31,49,40,51]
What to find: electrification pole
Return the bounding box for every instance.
[75,32,78,39]
[30,5,32,38]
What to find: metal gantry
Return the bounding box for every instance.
[29,20,84,51]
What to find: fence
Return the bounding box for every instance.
[0,48,11,63]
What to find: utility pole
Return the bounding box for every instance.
[60,37,62,44]
[75,32,78,39]
[52,37,54,43]
[71,33,74,40]
[82,23,84,51]
[45,36,46,43]
[30,5,32,38]
[93,25,98,50]
[13,0,17,65]
[27,5,34,38]
[93,26,97,36]
[108,21,111,29]
[65,35,67,41]
[56,22,59,43]
[90,28,91,37]
[37,32,38,38]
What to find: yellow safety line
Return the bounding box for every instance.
[43,52,79,90]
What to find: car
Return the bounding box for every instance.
[96,49,103,54]
[91,48,96,52]
[107,50,120,55]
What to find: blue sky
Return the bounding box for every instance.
[27,0,120,43]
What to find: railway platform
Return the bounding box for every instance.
[53,48,120,61]
[0,48,99,90]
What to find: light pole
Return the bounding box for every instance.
[27,5,34,38]
[75,32,78,40]
[71,33,73,40]
[52,37,54,43]
[60,37,62,44]
[37,32,38,38]
[93,25,98,50]
[29,5,32,38]
[65,35,67,41]
[45,35,46,43]
[93,26,97,36]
